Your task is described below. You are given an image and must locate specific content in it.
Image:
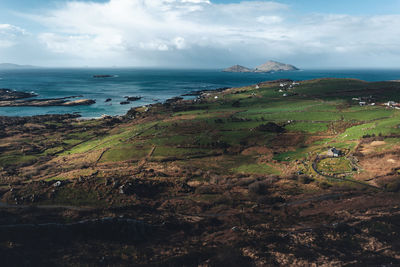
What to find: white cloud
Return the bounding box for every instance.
[5,0,400,67]
[0,24,27,48]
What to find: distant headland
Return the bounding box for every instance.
[0,63,38,70]
[223,60,299,73]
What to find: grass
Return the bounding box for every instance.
[286,122,329,133]
[0,154,37,167]
[4,78,399,188]
[100,145,149,162]
[274,147,310,161]
[317,157,353,174]
[49,187,103,206]
[232,163,280,175]
[339,113,400,140]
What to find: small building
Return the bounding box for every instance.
[283,93,288,97]
[385,101,396,106]
[255,85,260,89]
[359,101,366,106]
[327,147,342,157]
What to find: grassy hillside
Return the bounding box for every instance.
[1,78,400,265]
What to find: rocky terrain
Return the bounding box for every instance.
[0,78,400,266]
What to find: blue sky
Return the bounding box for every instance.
[2,0,399,15]
[0,0,400,14]
[1,0,400,68]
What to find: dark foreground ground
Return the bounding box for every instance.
[1,78,400,266]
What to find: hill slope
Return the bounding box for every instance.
[0,78,400,265]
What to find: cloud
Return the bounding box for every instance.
[0,24,27,48]
[6,0,400,67]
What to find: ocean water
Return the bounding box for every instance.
[0,68,399,118]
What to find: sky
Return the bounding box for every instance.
[0,0,400,68]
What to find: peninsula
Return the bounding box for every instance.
[0,89,96,107]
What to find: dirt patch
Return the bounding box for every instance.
[370,141,386,146]
[241,146,272,156]
[355,152,400,180]
[360,141,387,155]
[271,133,305,148]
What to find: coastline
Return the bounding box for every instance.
[1,68,400,118]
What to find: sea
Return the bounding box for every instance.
[0,68,399,118]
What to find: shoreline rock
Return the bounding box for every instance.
[0,97,96,107]
[181,87,230,97]
[124,96,142,101]
[0,88,37,101]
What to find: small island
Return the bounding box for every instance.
[93,75,114,78]
[222,65,252,72]
[223,60,299,73]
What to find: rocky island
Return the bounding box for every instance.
[0,88,37,101]
[0,89,95,107]
[222,65,252,72]
[223,60,299,73]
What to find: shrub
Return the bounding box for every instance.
[386,179,400,192]
[195,185,220,194]
[256,122,285,133]
[248,181,269,195]
[298,175,314,184]
[257,195,285,204]
[319,181,332,189]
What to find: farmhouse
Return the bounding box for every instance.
[327,147,342,157]
[385,101,396,106]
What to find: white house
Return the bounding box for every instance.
[327,148,342,157]
[385,101,396,106]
